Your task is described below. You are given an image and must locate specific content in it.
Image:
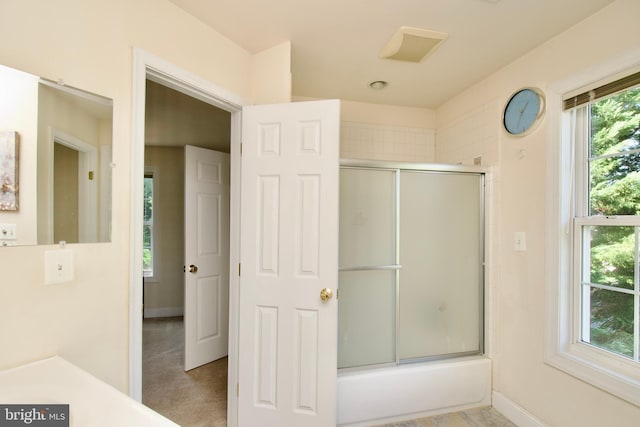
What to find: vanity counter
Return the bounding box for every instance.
[0,356,178,426]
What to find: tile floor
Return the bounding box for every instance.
[372,406,517,427]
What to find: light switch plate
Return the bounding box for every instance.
[0,223,17,240]
[515,232,526,251]
[45,249,74,285]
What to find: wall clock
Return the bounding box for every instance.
[503,87,545,136]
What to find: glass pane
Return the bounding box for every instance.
[144,177,153,222]
[583,225,635,290]
[589,88,640,159]
[143,223,152,274]
[585,287,634,359]
[398,171,482,360]
[143,225,152,249]
[338,270,396,369]
[589,153,640,216]
[143,248,152,271]
[339,168,396,267]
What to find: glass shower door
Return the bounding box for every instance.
[398,170,483,360]
[338,167,398,369]
[338,164,484,369]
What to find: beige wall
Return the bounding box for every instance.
[252,41,292,104]
[436,0,640,425]
[340,100,437,129]
[143,147,185,316]
[0,0,288,393]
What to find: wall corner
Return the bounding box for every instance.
[250,41,292,105]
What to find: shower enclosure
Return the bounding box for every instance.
[338,160,485,370]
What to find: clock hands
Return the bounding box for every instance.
[516,100,530,132]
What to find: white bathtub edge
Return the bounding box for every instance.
[337,357,491,426]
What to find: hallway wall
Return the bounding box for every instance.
[144,146,185,317]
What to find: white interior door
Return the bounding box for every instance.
[184,145,230,371]
[239,100,340,426]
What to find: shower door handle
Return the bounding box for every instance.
[320,288,333,302]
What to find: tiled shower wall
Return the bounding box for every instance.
[435,100,500,166]
[340,100,499,166]
[340,121,435,162]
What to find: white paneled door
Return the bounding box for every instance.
[239,100,340,426]
[184,145,230,371]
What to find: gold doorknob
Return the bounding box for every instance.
[188,264,198,273]
[320,288,333,302]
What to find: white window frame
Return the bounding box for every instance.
[546,67,640,407]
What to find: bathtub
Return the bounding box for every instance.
[337,356,491,426]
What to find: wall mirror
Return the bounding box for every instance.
[0,64,113,246]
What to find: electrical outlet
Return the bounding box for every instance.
[0,223,17,240]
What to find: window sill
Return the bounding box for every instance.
[142,275,159,283]
[545,341,640,407]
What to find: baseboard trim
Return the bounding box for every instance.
[492,391,547,427]
[143,307,184,318]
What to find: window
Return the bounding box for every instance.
[547,69,640,406]
[574,85,640,361]
[143,174,154,278]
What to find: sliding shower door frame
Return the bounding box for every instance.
[338,159,486,372]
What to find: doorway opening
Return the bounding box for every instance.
[141,79,231,425]
[50,130,98,243]
[130,49,247,427]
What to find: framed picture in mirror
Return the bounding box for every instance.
[0,131,19,211]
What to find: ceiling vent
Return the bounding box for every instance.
[380,26,448,63]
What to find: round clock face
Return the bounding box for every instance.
[503,88,544,136]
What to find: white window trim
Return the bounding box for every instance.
[545,82,640,407]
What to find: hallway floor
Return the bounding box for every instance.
[143,316,227,427]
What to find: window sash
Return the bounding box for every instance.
[572,89,640,363]
[573,198,640,363]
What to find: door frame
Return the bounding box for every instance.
[129,48,248,427]
[49,127,98,243]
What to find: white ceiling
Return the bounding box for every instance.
[169,0,613,109]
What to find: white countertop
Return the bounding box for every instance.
[0,356,179,426]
